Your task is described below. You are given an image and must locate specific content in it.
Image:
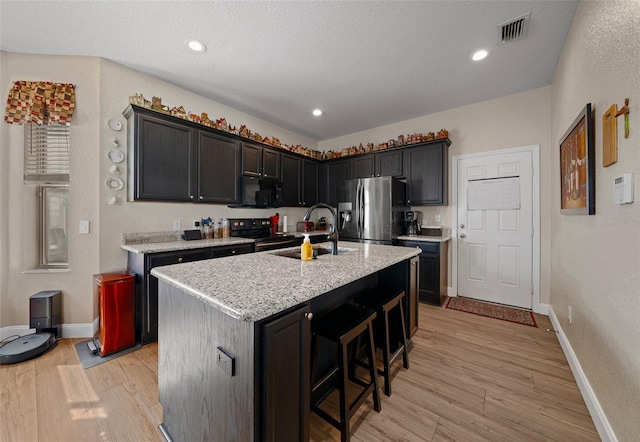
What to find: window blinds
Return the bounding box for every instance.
[24,123,70,183]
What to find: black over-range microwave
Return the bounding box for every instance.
[240,176,283,208]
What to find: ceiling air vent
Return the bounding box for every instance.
[498,13,530,44]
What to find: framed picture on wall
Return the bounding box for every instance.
[559,103,595,215]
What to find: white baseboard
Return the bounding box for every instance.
[447,287,456,297]
[535,302,549,315]
[548,307,618,442]
[1,321,96,340]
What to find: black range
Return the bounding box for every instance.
[228,218,297,252]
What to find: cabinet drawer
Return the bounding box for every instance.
[401,241,440,254]
[211,243,254,258]
[148,248,211,268]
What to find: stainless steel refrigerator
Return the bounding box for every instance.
[337,176,408,244]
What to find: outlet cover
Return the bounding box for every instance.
[435,214,441,223]
[173,220,181,230]
[79,220,90,234]
[217,346,235,376]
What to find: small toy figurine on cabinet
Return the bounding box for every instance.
[272,137,281,147]
[151,96,163,111]
[367,143,374,152]
[216,117,228,131]
[436,129,449,139]
[201,113,213,127]
[170,106,188,119]
[397,135,405,146]
[129,93,146,107]
[189,113,201,124]
[425,132,436,141]
[239,125,250,138]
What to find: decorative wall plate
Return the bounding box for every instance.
[106,177,124,191]
[108,149,125,163]
[108,118,122,131]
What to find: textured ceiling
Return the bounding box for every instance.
[0,1,577,141]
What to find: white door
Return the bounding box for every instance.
[457,150,533,309]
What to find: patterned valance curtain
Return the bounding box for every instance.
[4,81,75,125]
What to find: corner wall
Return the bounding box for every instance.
[549,1,640,440]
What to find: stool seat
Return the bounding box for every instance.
[312,303,376,342]
[310,303,381,442]
[356,286,409,396]
[358,286,405,309]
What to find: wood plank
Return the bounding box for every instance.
[0,359,38,442]
[0,303,598,442]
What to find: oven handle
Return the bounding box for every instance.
[255,239,298,251]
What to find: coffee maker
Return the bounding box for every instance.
[405,210,418,236]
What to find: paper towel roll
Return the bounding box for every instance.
[282,215,288,232]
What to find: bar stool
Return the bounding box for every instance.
[310,303,381,442]
[356,286,409,396]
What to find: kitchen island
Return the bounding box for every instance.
[151,242,420,442]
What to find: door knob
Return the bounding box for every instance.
[459,223,465,228]
[459,233,466,238]
[305,312,313,320]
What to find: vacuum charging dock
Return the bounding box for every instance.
[0,290,61,365]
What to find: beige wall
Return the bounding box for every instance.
[0,53,318,331]
[319,87,553,304]
[0,52,101,328]
[549,1,640,440]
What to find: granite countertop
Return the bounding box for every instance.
[122,237,255,254]
[396,235,451,243]
[151,241,420,323]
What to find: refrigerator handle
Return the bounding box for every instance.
[358,180,364,235]
[355,180,361,237]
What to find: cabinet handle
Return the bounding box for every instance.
[178,257,183,262]
[199,196,203,200]
[231,250,236,254]
[407,199,411,203]
[371,174,374,177]
[189,195,194,199]
[305,312,314,320]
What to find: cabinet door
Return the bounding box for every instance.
[143,248,211,344]
[261,304,311,442]
[376,150,403,177]
[135,113,196,201]
[408,256,419,337]
[198,132,240,203]
[302,160,318,207]
[263,148,281,180]
[404,143,447,205]
[324,159,349,207]
[350,155,375,178]
[281,154,302,206]
[241,143,262,177]
[418,253,441,305]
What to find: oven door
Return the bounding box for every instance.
[255,237,298,252]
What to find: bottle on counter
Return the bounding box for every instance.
[222,218,230,238]
[213,219,221,238]
[301,234,313,261]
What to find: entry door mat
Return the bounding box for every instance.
[74,340,142,369]
[445,297,537,327]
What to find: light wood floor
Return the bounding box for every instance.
[0,303,599,442]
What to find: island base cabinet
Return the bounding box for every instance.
[259,304,311,442]
[158,282,255,442]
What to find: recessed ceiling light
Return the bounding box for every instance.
[471,49,489,61]
[186,39,207,53]
[312,109,323,117]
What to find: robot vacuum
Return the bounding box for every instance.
[0,332,57,365]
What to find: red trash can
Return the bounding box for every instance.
[94,272,135,356]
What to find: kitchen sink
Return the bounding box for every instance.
[273,247,349,259]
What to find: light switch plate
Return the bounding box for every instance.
[79,220,90,234]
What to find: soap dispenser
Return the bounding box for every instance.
[301,234,313,261]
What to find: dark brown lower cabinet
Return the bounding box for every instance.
[397,240,448,306]
[408,256,419,336]
[260,304,311,442]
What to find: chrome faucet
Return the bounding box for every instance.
[303,203,339,255]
